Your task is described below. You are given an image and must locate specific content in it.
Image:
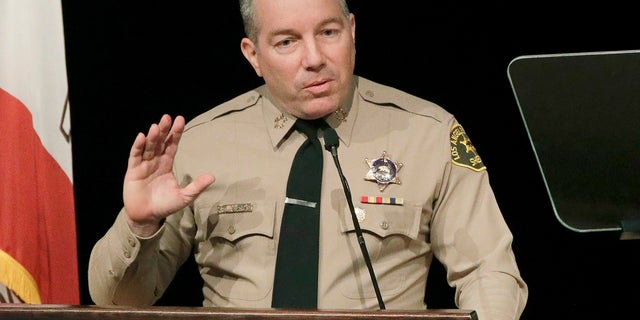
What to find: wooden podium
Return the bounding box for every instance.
[0,305,477,320]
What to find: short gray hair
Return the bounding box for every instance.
[239,0,350,43]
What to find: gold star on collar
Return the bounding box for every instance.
[365,151,403,192]
[274,113,287,128]
[334,107,348,122]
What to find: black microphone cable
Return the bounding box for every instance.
[323,126,385,310]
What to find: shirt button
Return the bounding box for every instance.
[380,221,389,230]
[228,225,236,234]
[127,237,136,247]
[123,250,131,258]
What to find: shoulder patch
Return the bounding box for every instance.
[450,124,486,172]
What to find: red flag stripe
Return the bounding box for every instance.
[0,88,79,304]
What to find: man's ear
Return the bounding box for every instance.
[350,13,356,44]
[240,38,262,77]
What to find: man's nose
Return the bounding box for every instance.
[301,40,325,70]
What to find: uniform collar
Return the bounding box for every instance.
[259,77,360,149]
[258,86,298,148]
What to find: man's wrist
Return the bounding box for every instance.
[126,217,163,238]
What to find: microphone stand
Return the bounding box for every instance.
[324,129,386,310]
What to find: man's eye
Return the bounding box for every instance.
[321,29,338,37]
[276,39,294,48]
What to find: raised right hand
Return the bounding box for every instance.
[122,114,215,237]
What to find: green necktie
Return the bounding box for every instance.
[271,119,324,309]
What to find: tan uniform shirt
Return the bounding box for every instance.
[89,76,528,319]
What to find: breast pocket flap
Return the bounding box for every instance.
[211,200,276,242]
[338,199,421,239]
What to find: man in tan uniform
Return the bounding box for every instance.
[88,0,528,319]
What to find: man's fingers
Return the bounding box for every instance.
[142,123,160,160]
[164,115,185,156]
[128,114,184,167]
[128,132,147,167]
[182,174,216,199]
[169,115,185,131]
[158,114,173,130]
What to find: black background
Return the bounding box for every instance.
[61,1,640,319]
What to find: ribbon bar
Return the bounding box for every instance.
[360,196,404,205]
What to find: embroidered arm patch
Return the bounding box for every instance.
[450,124,486,172]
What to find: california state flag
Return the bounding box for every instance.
[0,0,80,304]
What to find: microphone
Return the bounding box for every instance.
[324,126,386,310]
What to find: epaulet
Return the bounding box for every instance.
[184,87,262,131]
[356,76,451,123]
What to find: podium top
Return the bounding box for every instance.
[0,304,477,320]
[508,49,640,235]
